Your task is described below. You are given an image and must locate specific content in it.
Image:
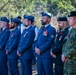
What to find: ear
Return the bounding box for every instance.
[48,17,51,22]
[75,17,76,23]
[29,20,32,25]
[63,22,66,27]
[4,22,7,25]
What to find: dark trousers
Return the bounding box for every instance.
[0,56,8,75]
[55,64,63,75]
[8,58,19,75]
[20,59,32,75]
[37,58,54,75]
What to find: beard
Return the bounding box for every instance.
[41,21,46,25]
[58,25,62,30]
[58,27,61,30]
[24,24,28,27]
[23,23,28,27]
[25,25,28,27]
[24,25,28,27]
[10,26,15,29]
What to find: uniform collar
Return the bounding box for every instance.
[45,24,50,28]
[32,25,35,27]
[3,27,7,31]
[26,25,32,29]
[71,28,76,30]
[11,27,18,31]
[69,26,72,31]
[61,26,69,32]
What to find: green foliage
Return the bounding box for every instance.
[46,0,76,15]
[0,0,76,17]
[0,0,76,28]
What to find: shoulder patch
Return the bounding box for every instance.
[51,35,54,38]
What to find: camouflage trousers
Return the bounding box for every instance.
[64,59,76,75]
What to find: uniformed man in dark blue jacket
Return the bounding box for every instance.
[0,17,10,75]
[17,15,35,75]
[35,12,56,75]
[6,18,21,75]
[50,16,69,75]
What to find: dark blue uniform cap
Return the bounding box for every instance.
[11,18,20,24]
[28,16,34,22]
[24,15,34,22]
[41,12,52,18]
[68,11,76,17]
[11,18,14,22]
[17,16,22,19]
[57,16,67,21]
[1,17,9,23]
[24,15,27,19]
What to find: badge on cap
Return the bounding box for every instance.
[41,12,52,18]
[68,11,76,17]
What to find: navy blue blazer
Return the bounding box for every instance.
[35,25,56,59]
[6,27,21,58]
[0,28,10,57]
[18,26,35,59]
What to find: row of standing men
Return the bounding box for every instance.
[0,11,76,75]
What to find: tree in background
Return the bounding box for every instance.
[0,0,76,28]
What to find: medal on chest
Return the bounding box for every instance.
[11,31,14,37]
[24,31,28,37]
[59,31,63,41]
[43,27,48,36]
[59,36,62,41]
[24,29,28,37]
[43,31,48,36]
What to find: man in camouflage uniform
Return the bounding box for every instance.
[62,11,76,75]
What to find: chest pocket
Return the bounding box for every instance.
[69,34,76,41]
[67,33,76,48]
